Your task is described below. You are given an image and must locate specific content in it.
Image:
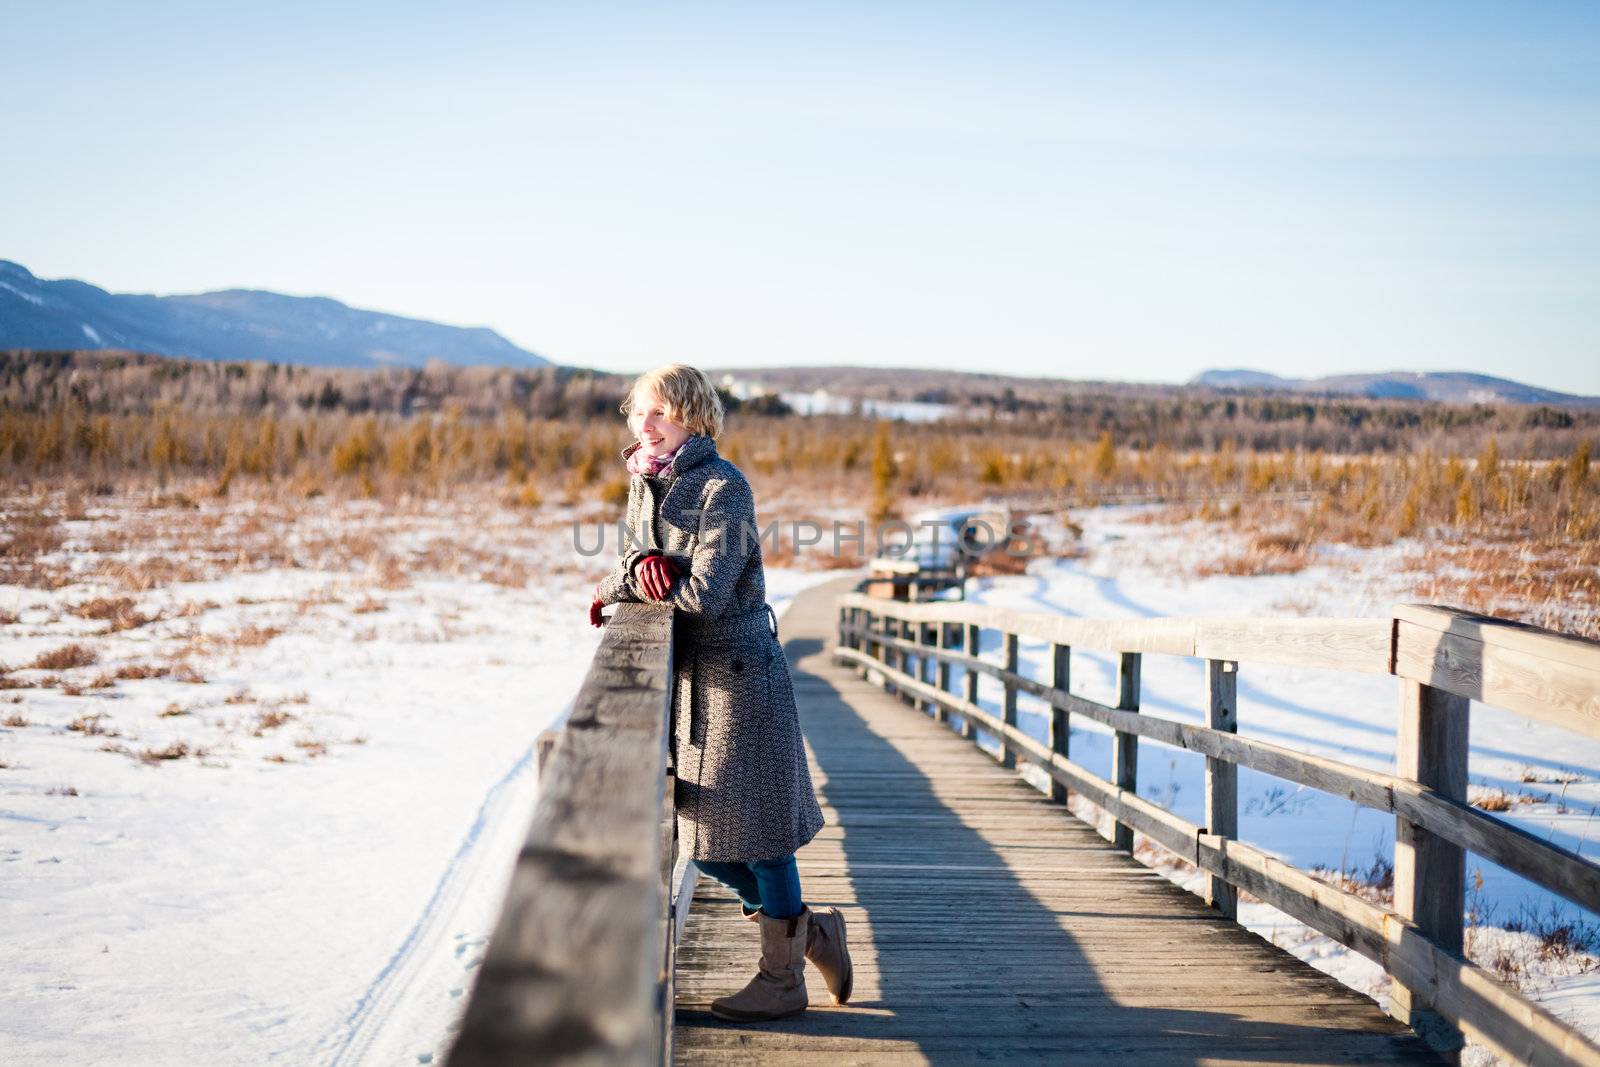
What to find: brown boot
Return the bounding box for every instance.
[804,906,853,1005]
[710,909,809,1022]
[740,905,852,1006]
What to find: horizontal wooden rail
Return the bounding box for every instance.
[836,596,1600,1067]
[1395,605,1600,740]
[839,591,1394,673]
[448,603,677,1067]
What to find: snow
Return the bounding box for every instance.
[0,279,47,306]
[80,323,103,344]
[778,389,955,422]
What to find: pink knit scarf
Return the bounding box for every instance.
[626,438,688,477]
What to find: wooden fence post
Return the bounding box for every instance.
[1205,659,1238,919]
[1049,643,1070,804]
[868,610,883,682]
[899,618,917,706]
[1391,677,1469,1061]
[962,623,980,741]
[1001,632,1019,769]
[934,622,951,724]
[883,614,896,697]
[1111,651,1141,851]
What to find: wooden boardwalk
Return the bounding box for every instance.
[672,576,1441,1066]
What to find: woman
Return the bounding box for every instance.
[588,363,851,1022]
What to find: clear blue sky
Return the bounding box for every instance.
[6,2,1598,393]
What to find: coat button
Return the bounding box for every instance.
[731,659,743,673]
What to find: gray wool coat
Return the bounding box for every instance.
[594,433,826,863]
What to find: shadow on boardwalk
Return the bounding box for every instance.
[673,578,1440,1066]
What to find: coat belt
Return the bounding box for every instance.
[675,603,778,645]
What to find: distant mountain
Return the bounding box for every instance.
[0,260,548,370]
[1191,368,1599,408]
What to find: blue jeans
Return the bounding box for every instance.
[695,854,804,919]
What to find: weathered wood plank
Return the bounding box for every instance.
[1394,616,1600,740]
[1206,658,1239,920]
[1391,678,1469,1059]
[450,602,674,1067]
[1048,642,1069,805]
[838,593,1393,671]
[1194,617,1392,674]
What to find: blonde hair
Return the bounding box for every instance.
[621,363,726,439]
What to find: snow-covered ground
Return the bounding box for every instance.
[0,488,838,1066]
[953,506,1600,1063]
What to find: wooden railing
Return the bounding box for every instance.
[835,593,1600,1066]
[447,602,679,1067]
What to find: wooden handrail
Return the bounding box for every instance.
[447,602,677,1067]
[839,591,1394,672]
[836,597,1600,1066]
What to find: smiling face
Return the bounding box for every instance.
[628,388,692,457]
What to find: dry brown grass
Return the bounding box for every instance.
[3,713,30,727]
[1470,786,1552,812]
[373,555,411,590]
[228,624,282,648]
[1309,855,1395,909]
[91,556,213,591]
[253,708,295,734]
[1519,766,1585,785]
[30,643,98,670]
[44,784,79,796]
[480,560,533,587]
[70,596,160,632]
[1197,530,1313,577]
[159,702,190,718]
[1408,540,1600,639]
[1,509,64,560]
[170,662,206,684]
[140,741,192,762]
[113,662,167,680]
[67,712,118,737]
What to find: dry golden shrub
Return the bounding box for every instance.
[31,643,98,670]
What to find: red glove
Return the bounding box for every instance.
[636,555,680,601]
[589,593,605,628]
